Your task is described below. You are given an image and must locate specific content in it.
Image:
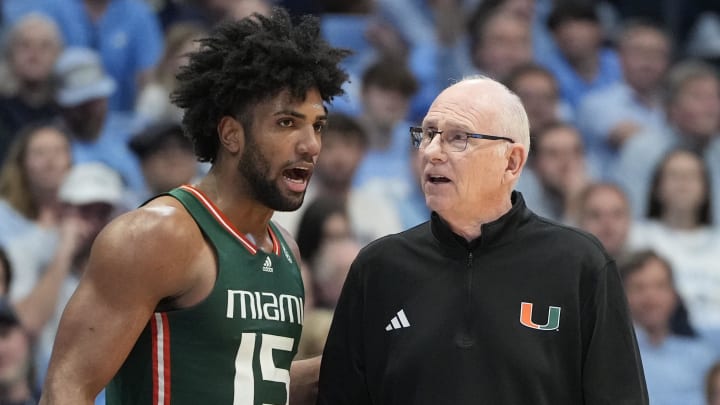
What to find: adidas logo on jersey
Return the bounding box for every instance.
[385,309,411,331]
[262,257,273,273]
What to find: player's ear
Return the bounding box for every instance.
[217,115,244,154]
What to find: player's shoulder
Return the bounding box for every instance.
[97,195,203,257]
[86,198,208,304]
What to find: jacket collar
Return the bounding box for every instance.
[430,191,532,256]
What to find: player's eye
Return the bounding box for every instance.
[278,118,294,128]
[313,122,326,133]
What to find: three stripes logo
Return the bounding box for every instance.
[262,257,274,273]
[385,309,411,331]
[519,302,561,331]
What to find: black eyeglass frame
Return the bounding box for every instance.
[409,126,515,152]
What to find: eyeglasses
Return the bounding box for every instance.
[410,127,515,152]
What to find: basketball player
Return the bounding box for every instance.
[39,8,348,404]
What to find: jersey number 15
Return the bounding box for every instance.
[234,332,294,405]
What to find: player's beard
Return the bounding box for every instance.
[237,136,305,212]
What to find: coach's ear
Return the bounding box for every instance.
[502,142,527,185]
[217,115,245,155]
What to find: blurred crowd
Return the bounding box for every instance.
[0,0,719,404]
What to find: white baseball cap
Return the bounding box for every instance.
[58,162,123,205]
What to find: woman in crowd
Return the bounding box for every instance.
[629,148,720,339]
[0,124,72,246]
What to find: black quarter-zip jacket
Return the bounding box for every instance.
[317,192,648,405]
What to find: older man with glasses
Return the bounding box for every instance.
[317,76,648,405]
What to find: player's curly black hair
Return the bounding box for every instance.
[171,8,350,163]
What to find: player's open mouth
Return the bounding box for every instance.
[283,167,310,182]
[283,167,312,192]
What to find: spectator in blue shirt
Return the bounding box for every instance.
[353,58,418,188]
[613,60,720,220]
[541,2,622,110]
[577,20,671,175]
[620,250,719,405]
[1,0,53,27]
[53,47,145,194]
[45,0,163,113]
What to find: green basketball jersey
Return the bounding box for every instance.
[106,185,305,405]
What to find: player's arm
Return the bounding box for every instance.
[289,356,321,405]
[39,202,204,405]
[274,223,322,405]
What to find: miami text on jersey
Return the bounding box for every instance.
[226,290,304,325]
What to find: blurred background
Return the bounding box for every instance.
[0,0,719,404]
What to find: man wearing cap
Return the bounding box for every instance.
[5,162,124,384]
[43,0,163,112]
[54,46,145,194]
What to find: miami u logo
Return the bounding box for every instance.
[519,302,561,330]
